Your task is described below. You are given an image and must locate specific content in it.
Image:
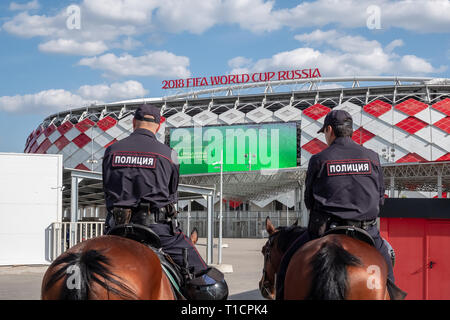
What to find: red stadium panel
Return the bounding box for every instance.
[54,135,70,150]
[43,124,57,137]
[352,127,375,145]
[57,121,74,135]
[75,118,95,133]
[97,116,117,131]
[395,116,428,134]
[35,138,52,154]
[395,98,428,116]
[432,98,450,116]
[72,133,92,148]
[302,138,328,155]
[436,153,450,161]
[75,163,90,171]
[302,104,330,120]
[396,152,427,163]
[433,117,450,134]
[363,100,391,118]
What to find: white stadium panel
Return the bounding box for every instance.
[363,119,393,142]
[48,129,61,144]
[245,107,274,123]
[84,126,103,140]
[396,134,431,160]
[378,109,409,125]
[64,126,82,141]
[46,144,59,155]
[166,112,192,127]
[64,147,90,169]
[218,108,245,125]
[361,135,390,154]
[274,105,302,122]
[192,110,219,126]
[117,114,134,131]
[60,142,78,160]
[82,139,103,156]
[93,132,114,148]
[414,106,446,124]
[431,145,447,161]
[334,101,362,116]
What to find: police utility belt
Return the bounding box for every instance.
[112,203,179,232]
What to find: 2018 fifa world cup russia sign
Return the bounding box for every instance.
[162,68,321,89]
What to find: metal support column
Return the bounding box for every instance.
[70,176,79,247]
[390,176,395,198]
[206,194,214,265]
[438,172,443,198]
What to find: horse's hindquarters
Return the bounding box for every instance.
[41,235,175,300]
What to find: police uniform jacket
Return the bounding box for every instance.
[102,128,180,211]
[304,136,385,221]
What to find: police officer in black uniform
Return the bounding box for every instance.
[305,109,405,299]
[102,104,228,300]
[276,109,405,300]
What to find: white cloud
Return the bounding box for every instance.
[2,0,449,60]
[77,80,148,101]
[0,80,149,114]
[230,30,445,77]
[38,39,108,56]
[0,89,91,114]
[78,52,190,78]
[9,0,40,11]
[2,11,63,38]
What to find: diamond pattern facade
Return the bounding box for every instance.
[25,97,450,172]
[299,98,449,166]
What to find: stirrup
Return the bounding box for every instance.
[387,279,407,300]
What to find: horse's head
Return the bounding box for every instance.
[259,216,302,300]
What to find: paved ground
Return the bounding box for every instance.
[0,237,267,300]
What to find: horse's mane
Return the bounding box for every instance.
[275,225,307,253]
[45,250,138,300]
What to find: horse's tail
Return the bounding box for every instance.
[44,249,137,300]
[307,239,362,300]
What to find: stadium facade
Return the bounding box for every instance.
[24,76,450,217]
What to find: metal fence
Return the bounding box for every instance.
[177,211,305,239]
[47,211,305,261]
[48,222,104,261]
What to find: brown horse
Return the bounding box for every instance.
[42,228,199,300]
[259,217,391,300]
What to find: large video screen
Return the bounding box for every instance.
[169,122,297,175]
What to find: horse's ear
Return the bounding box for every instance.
[190,227,198,245]
[265,216,276,235]
[292,219,298,226]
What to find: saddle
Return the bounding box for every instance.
[323,225,376,247]
[107,223,187,299]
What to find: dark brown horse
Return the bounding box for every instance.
[42,228,199,300]
[259,217,391,300]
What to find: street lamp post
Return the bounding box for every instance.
[213,150,224,265]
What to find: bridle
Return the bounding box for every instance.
[261,231,277,299]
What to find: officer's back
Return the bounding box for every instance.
[305,111,385,222]
[102,105,179,212]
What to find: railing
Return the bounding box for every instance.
[48,222,104,261]
[47,211,305,261]
[177,210,306,239]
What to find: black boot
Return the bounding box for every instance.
[387,279,407,300]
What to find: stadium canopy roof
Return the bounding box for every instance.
[62,161,450,209]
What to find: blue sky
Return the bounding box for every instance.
[0,0,449,152]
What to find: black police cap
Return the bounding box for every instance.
[134,104,161,124]
[317,109,353,133]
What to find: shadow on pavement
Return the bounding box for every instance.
[229,289,265,300]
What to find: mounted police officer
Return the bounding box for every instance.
[276,109,406,299]
[304,109,405,299]
[102,104,228,300]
